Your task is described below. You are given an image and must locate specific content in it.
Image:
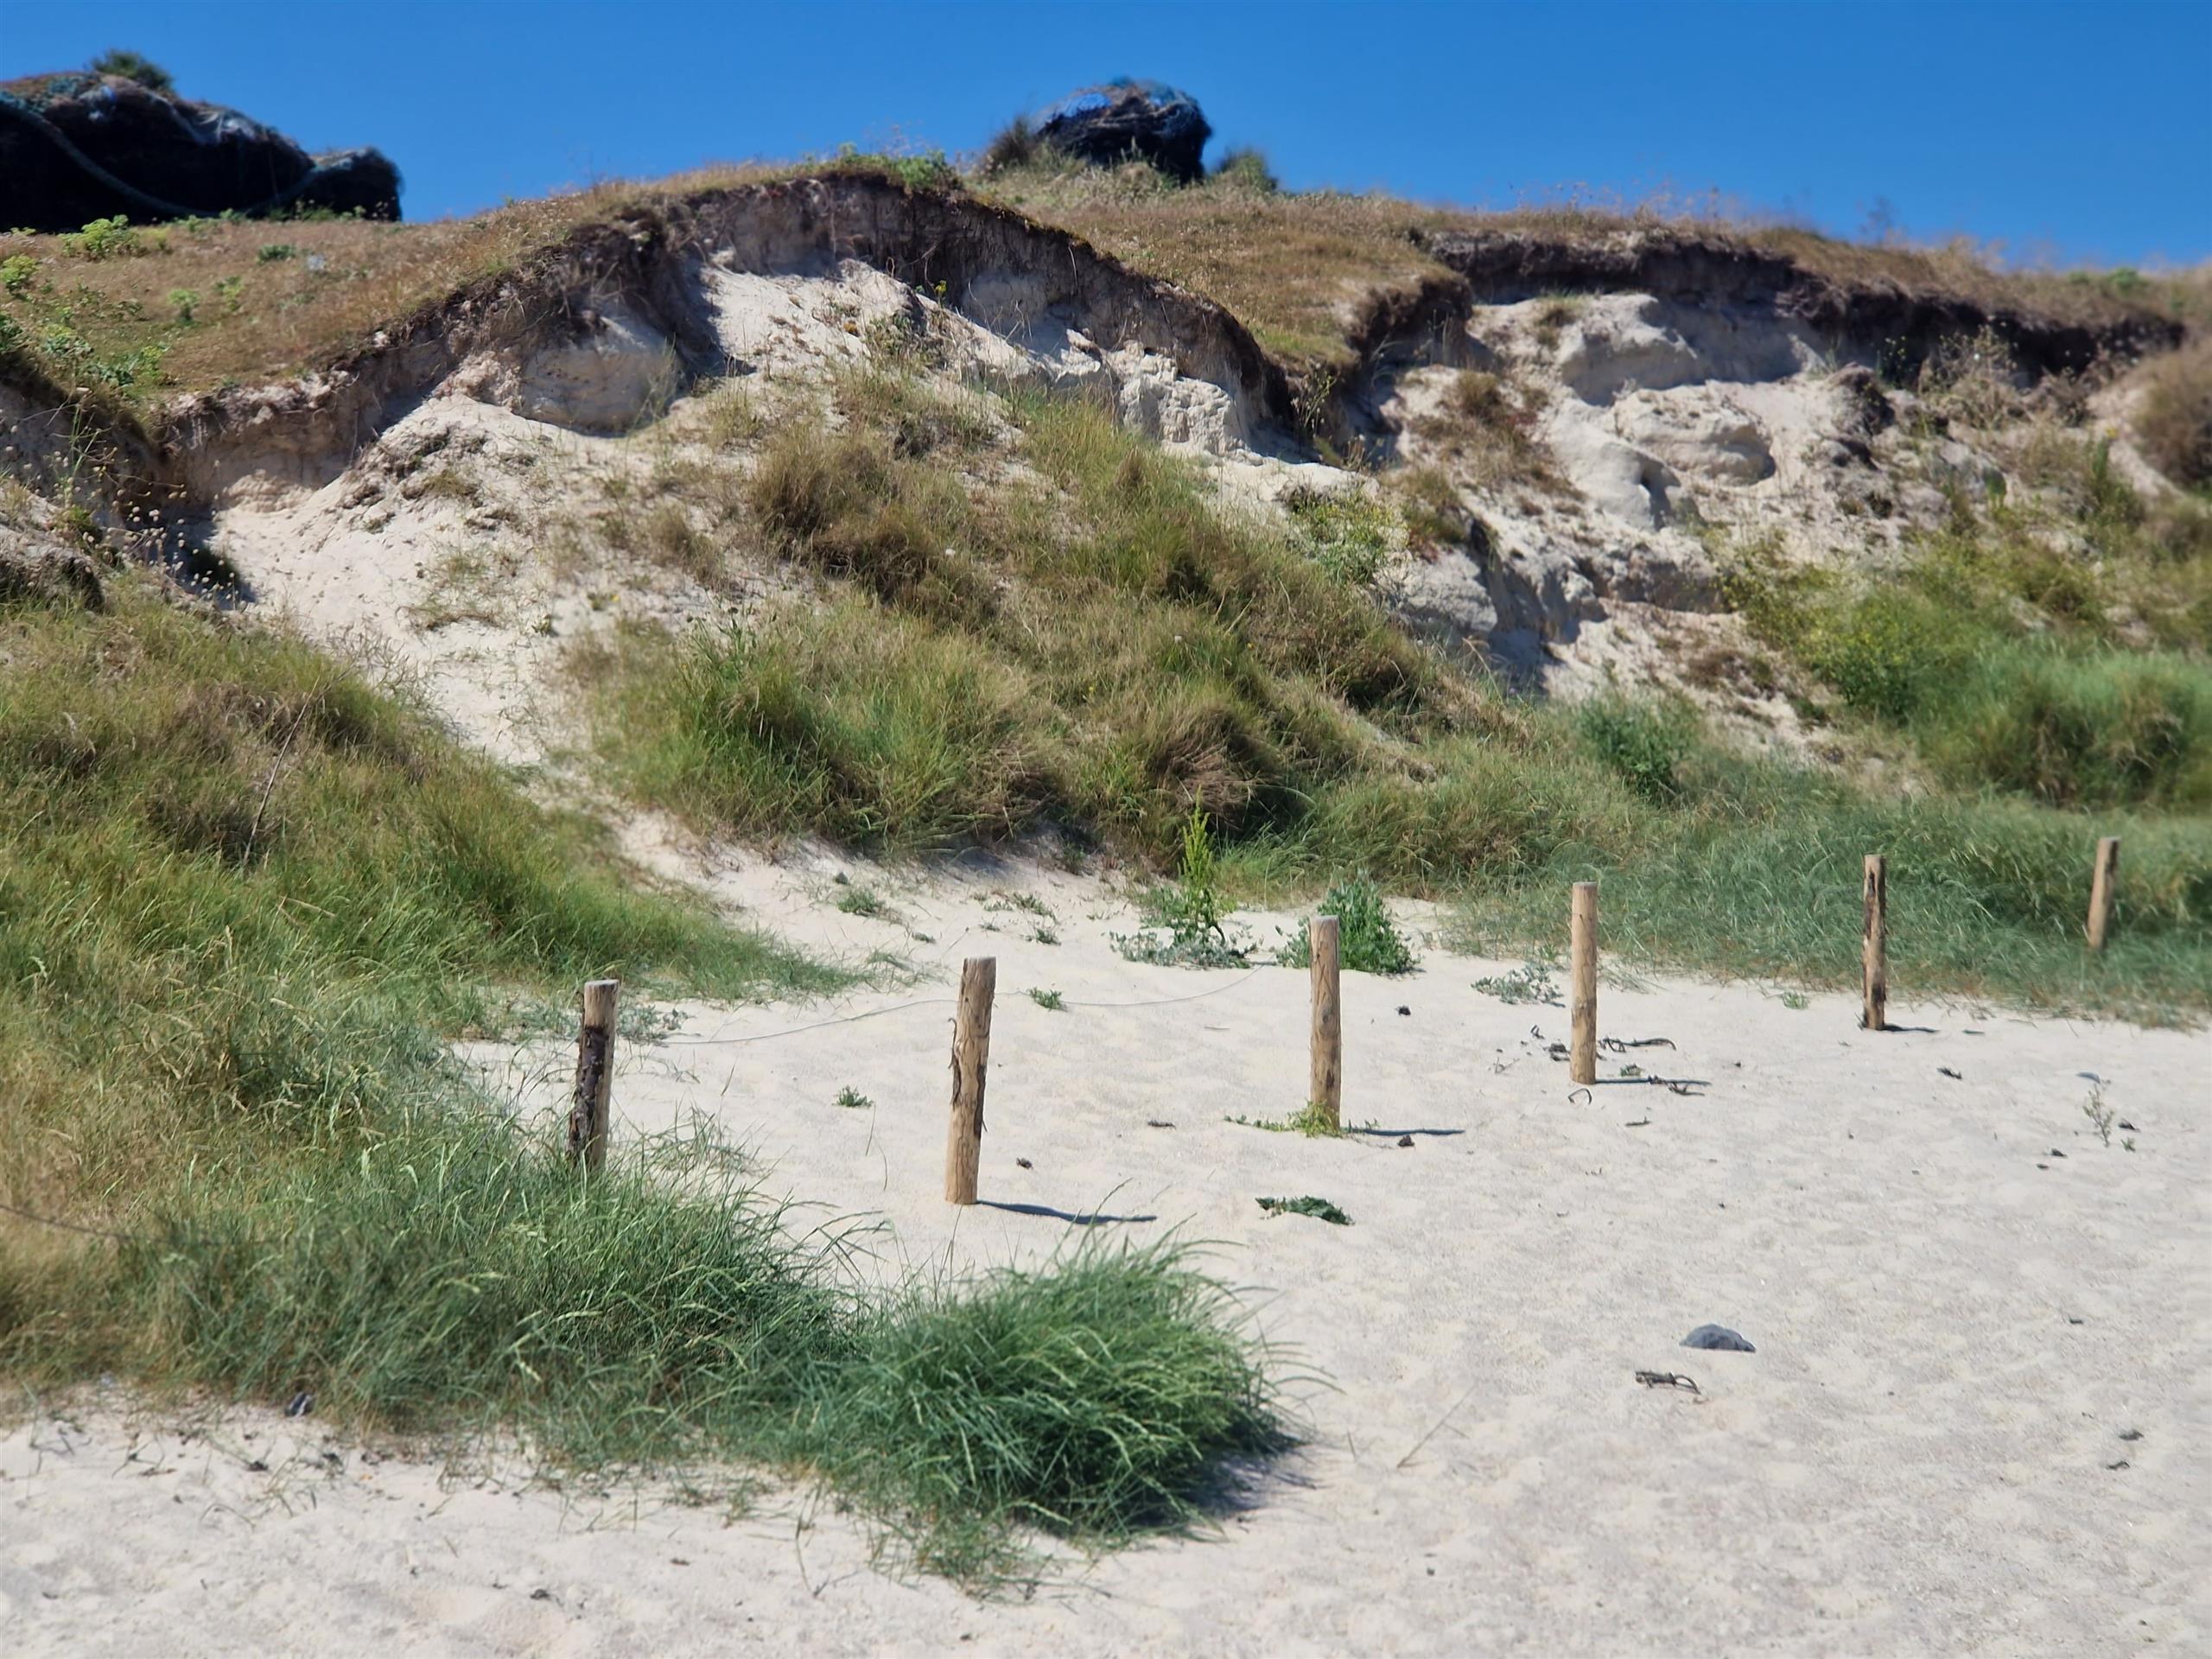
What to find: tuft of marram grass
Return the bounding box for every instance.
[60,1114,1281,1584]
[802,1238,1281,1579]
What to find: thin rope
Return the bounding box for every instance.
[1063,965,1269,1009]
[0,1198,145,1245]
[654,995,959,1048]
[650,963,1272,1048]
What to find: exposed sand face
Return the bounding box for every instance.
[6,856,2207,1656]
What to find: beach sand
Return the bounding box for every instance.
[7,857,2206,1656]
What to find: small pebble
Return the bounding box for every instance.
[1396,1006,1411,1017]
[1015,1157,1033,1169]
[1681,1324,1756,1353]
[1396,1135,1413,1148]
[2118,1428,2143,1442]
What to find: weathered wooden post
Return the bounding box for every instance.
[569,978,620,1172]
[1569,883,1598,1085]
[944,957,996,1205]
[1309,915,1342,1129]
[1861,855,1888,1033]
[2087,836,2120,951]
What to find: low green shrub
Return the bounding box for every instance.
[1281,874,1416,974]
[1284,487,1397,587]
[1578,696,1694,804]
[1116,806,1249,967]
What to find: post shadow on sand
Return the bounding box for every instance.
[977,1199,1158,1226]
[1347,1126,1466,1140]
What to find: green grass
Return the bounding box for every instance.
[0,578,1280,1582]
[1723,456,2212,810]
[55,1116,1276,1585]
[580,378,2209,1021]
[1438,742,2212,1021]
[0,580,833,1225]
[805,1242,1279,1580]
[1280,874,1418,975]
[582,391,1461,857]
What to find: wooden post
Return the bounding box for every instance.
[2087,836,2120,951]
[1308,915,1342,1129]
[1569,883,1598,1085]
[1861,855,1887,1033]
[944,957,996,1205]
[569,978,620,1172]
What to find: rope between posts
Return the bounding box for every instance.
[0,1198,146,1245]
[1062,965,1269,1009]
[649,964,1272,1048]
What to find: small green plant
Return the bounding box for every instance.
[168,287,199,324]
[60,216,143,261]
[1471,963,1560,1005]
[1256,1194,1351,1225]
[1228,1102,1350,1139]
[1281,875,1416,975]
[1029,925,1060,946]
[2082,1084,2115,1147]
[1781,989,1811,1010]
[1027,988,1066,1011]
[0,254,35,296]
[1115,806,1247,968]
[835,1084,874,1110]
[1285,487,1397,587]
[257,242,300,264]
[835,883,893,919]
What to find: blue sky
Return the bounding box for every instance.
[9,1,2210,267]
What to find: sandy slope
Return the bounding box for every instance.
[6,856,2207,1657]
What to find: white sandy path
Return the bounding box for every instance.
[6,860,2208,1657]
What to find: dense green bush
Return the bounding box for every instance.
[1281,874,1417,974]
[1578,696,1694,804]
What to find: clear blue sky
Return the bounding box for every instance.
[9,1,2210,267]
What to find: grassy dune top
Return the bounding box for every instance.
[3,155,2201,406]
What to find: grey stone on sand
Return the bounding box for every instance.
[1682,1324,1756,1352]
